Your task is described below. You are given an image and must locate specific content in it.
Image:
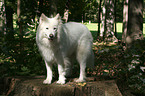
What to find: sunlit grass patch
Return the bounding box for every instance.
[84,23,98,31]
[85,23,145,37]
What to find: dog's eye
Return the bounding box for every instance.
[54,28,57,31]
[46,27,49,30]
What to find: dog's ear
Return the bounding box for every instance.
[39,13,48,24]
[54,13,61,20]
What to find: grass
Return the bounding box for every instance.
[84,23,98,31]
[85,23,145,39]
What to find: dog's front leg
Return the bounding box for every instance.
[57,64,66,84]
[43,61,53,84]
[55,51,66,84]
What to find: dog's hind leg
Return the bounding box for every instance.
[64,57,72,77]
[75,60,86,83]
[75,40,92,82]
[43,61,53,84]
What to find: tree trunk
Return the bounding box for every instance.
[38,0,44,15]
[124,0,144,94]
[122,0,129,44]
[17,0,24,69]
[127,0,143,45]
[125,0,144,49]
[0,0,6,36]
[100,0,118,42]
[62,9,69,23]
[97,0,102,39]
[100,0,106,38]
[49,0,57,17]
[126,0,144,64]
[105,0,116,42]
[114,0,117,37]
[5,0,14,39]
[62,0,71,23]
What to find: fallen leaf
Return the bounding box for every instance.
[77,82,87,86]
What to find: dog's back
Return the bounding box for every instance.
[61,22,94,68]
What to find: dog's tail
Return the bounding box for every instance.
[87,50,94,69]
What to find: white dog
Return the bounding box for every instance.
[36,13,94,84]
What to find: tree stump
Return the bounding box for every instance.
[2,76,122,96]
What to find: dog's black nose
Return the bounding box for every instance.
[49,34,54,38]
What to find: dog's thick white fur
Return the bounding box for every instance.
[36,13,94,84]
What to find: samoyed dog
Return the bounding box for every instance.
[36,13,94,84]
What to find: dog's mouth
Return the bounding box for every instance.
[48,38,54,41]
[48,34,55,41]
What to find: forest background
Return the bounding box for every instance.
[0,0,145,95]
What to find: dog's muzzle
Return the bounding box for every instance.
[48,34,54,41]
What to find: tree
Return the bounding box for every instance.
[122,0,129,44]
[123,0,145,94]
[97,0,102,40]
[100,0,106,38]
[62,0,71,22]
[62,9,69,22]
[5,0,14,39]
[16,0,25,70]
[49,0,57,17]
[0,0,6,36]
[38,0,44,16]
[127,0,144,45]
[100,0,118,42]
[114,0,117,37]
[69,0,86,21]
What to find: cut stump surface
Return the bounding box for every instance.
[2,76,122,96]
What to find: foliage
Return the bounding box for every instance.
[84,0,99,22]
[124,40,145,95]
[0,13,45,77]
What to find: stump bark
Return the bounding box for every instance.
[2,76,122,96]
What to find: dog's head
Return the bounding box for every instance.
[39,13,61,41]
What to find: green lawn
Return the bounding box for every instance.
[85,23,145,38]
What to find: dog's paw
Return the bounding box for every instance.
[43,79,51,84]
[75,78,86,83]
[56,80,65,84]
